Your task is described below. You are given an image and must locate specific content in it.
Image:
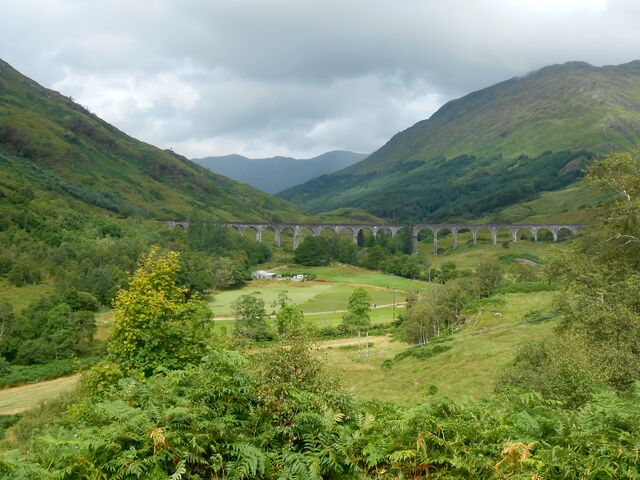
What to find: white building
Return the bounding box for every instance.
[251,270,277,280]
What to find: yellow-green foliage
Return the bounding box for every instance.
[107,247,210,377]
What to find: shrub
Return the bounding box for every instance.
[15,339,55,365]
[0,355,10,375]
[0,254,13,275]
[62,290,99,312]
[497,334,607,408]
[8,257,41,286]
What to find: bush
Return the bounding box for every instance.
[0,254,13,275]
[318,322,395,339]
[0,355,10,375]
[497,334,608,408]
[63,290,100,312]
[383,339,453,368]
[523,309,563,324]
[497,281,558,294]
[8,257,41,286]
[15,339,55,365]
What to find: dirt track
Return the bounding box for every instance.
[0,375,80,415]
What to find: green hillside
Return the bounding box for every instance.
[280,61,640,221]
[0,59,305,222]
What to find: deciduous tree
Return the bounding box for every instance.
[341,287,372,332]
[232,293,273,341]
[108,247,211,376]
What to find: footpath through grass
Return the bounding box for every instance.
[0,375,80,415]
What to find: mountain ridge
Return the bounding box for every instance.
[279,60,640,221]
[0,58,307,222]
[194,150,367,194]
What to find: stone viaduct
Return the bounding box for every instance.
[165,221,585,255]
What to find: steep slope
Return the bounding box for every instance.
[194,151,367,194]
[0,59,305,222]
[280,61,640,221]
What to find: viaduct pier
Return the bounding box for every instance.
[165,221,585,255]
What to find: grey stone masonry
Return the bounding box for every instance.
[164,221,586,255]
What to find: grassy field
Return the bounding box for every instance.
[95,310,115,342]
[282,265,431,292]
[212,304,404,336]
[208,265,427,318]
[322,290,559,404]
[0,280,55,312]
[0,290,554,413]
[417,237,569,270]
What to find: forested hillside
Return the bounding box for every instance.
[0,59,305,222]
[280,61,640,221]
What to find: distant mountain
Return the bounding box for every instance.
[193,151,367,194]
[0,58,307,222]
[280,61,640,222]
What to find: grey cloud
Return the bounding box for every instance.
[1,0,639,158]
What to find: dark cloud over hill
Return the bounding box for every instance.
[1,0,638,158]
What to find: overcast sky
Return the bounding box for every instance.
[1,0,639,159]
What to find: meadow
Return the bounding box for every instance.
[0,280,54,312]
[416,233,568,269]
[322,290,559,404]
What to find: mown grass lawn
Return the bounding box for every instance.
[208,265,427,317]
[284,265,431,292]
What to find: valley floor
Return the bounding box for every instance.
[322,291,558,403]
[0,238,568,414]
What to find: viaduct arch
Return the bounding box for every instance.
[165,221,585,255]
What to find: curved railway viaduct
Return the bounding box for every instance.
[165,221,585,255]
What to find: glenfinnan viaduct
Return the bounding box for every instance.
[165,221,585,255]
